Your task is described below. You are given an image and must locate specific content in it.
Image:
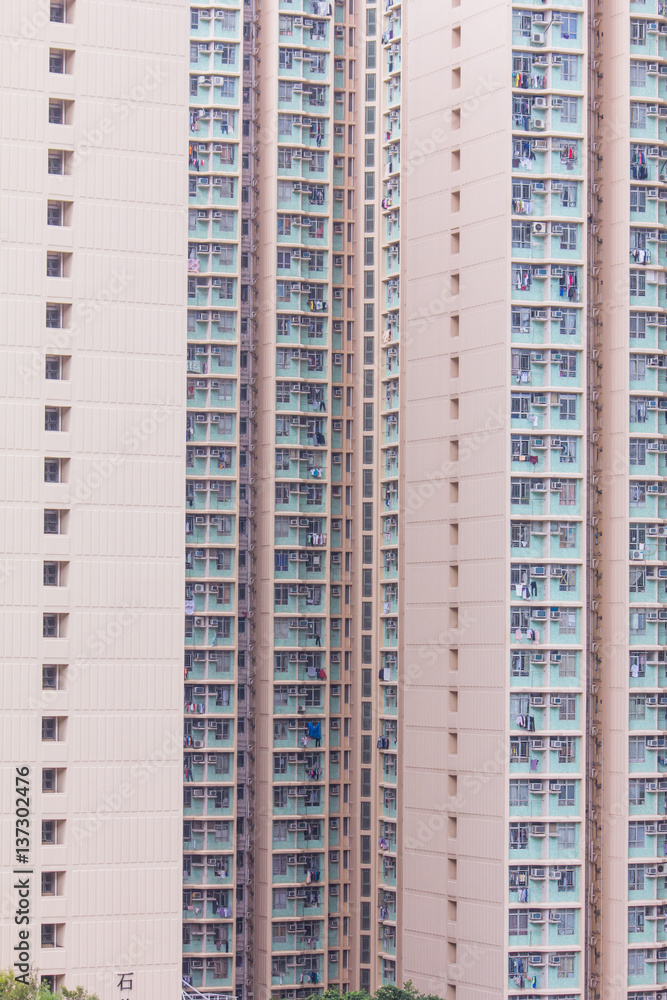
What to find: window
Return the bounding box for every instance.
[511,479,531,505]
[631,19,647,45]
[511,308,531,336]
[560,98,578,124]
[558,611,576,636]
[556,823,575,850]
[508,910,528,936]
[558,523,576,548]
[46,305,64,330]
[509,779,529,807]
[631,62,648,87]
[276,250,292,270]
[276,383,291,404]
[556,954,575,979]
[277,215,292,238]
[45,407,62,432]
[277,149,292,171]
[559,309,577,336]
[560,225,577,251]
[218,10,237,30]
[511,223,531,249]
[48,100,65,124]
[628,950,646,977]
[629,778,646,804]
[630,103,647,130]
[629,355,647,381]
[42,768,59,792]
[217,211,235,233]
[630,612,646,634]
[41,872,58,895]
[217,278,235,300]
[559,482,576,506]
[48,150,65,174]
[42,820,58,844]
[272,923,287,943]
[47,202,63,226]
[217,43,236,65]
[42,665,61,691]
[560,55,578,81]
[218,178,235,198]
[557,781,575,807]
[511,393,530,418]
[42,717,59,741]
[44,459,62,483]
[41,925,58,948]
[629,736,646,763]
[558,652,577,678]
[558,694,576,721]
[630,270,646,297]
[631,187,647,213]
[510,738,530,763]
[560,437,577,464]
[558,394,577,421]
[560,13,578,39]
[45,355,64,379]
[274,585,289,607]
[49,49,65,73]
[628,864,645,891]
[273,888,287,910]
[43,562,61,586]
[279,81,294,101]
[630,652,647,678]
[42,614,62,638]
[630,440,646,465]
[561,183,577,208]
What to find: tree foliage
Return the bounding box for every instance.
[0,973,98,1000]
[314,983,444,1000]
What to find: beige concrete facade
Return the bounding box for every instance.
[4,0,663,997]
[0,1,187,996]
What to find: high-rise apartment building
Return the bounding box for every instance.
[0,1,187,997]
[185,0,667,997]
[5,0,667,997]
[184,0,407,995]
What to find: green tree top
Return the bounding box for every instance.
[309,983,445,1000]
[0,973,98,1000]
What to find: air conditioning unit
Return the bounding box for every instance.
[532,117,546,131]
[532,222,547,236]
